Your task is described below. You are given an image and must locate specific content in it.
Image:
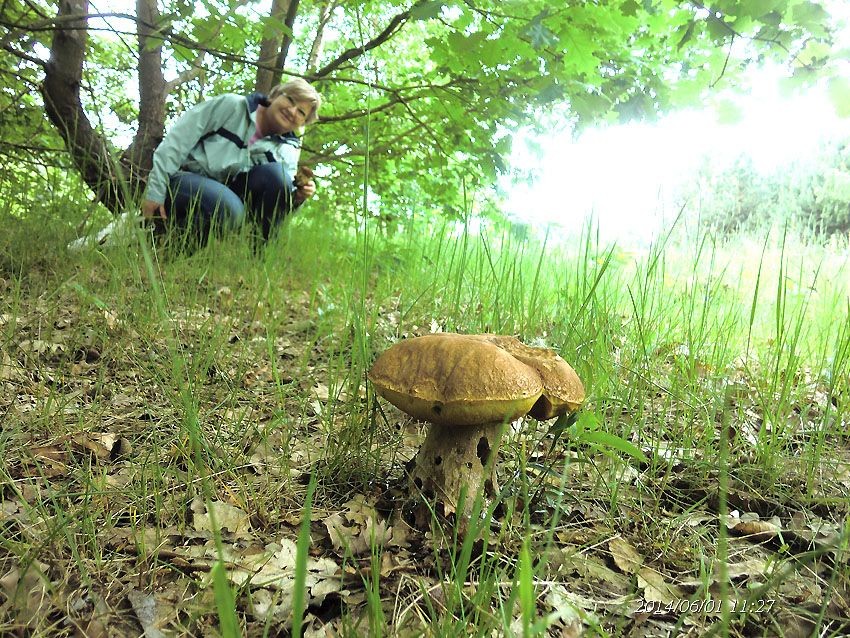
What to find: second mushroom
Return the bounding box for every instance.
[368,333,585,524]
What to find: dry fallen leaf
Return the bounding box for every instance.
[20,446,68,478]
[16,431,131,479]
[127,589,167,638]
[725,555,772,580]
[324,496,395,556]
[545,585,587,637]
[788,511,844,550]
[191,498,252,536]
[19,339,66,358]
[725,511,781,542]
[637,567,684,605]
[228,537,341,625]
[324,512,350,551]
[70,432,132,461]
[0,561,52,629]
[608,537,643,575]
[1,350,24,382]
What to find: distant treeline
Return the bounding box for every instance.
[684,137,850,239]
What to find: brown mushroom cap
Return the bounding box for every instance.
[472,335,586,420]
[368,333,543,426]
[450,334,585,421]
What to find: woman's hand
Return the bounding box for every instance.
[293,179,315,206]
[298,179,316,200]
[141,199,167,220]
[293,166,316,206]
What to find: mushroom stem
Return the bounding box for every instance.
[408,421,504,526]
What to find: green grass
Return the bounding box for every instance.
[1,201,848,637]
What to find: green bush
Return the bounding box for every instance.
[685,138,850,238]
[793,141,850,237]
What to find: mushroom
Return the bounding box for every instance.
[472,334,585,419]
[293,165,314,188]
[368,333,585,525]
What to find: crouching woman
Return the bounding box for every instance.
[141,78,321,242]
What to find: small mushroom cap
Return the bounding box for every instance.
[368,333,543,426]
[474,335,585,420]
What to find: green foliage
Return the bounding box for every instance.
[2,0,845,223]
[686,139,850,238]
[83,39,139,134]
[794,141,850,236]
[688,154,782,235]
[0,158,100,276]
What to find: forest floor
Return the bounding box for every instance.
[1,218,849,637]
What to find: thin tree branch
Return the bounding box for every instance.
[0,11,137,32]
[317,95,407,122]
[0,140,71,154]
[313,0,431,77]
[165,56,207,93]
[711,33,735,88]
[272,0,300,85]
[397,99,447,157]
[2,43,46,66]
[375,121,427,150]
[305,0,335,73]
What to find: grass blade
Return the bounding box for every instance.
[291,472,317,637]
[211,561,241,638]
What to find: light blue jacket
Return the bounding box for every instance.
[145,93,301,204]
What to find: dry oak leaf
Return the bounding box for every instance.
[70,432,132,461]
[324,497,395,556]
[560,552,631,595]
[0,560,52,628]
[23,432,130,478]
[545,585,590,637]
[789,511,845,551]
[127,589,167,638]
[230,538,342,625]
[637,567,684,605]
[1,350,25,382]
[191,498,252,536]
[608,537,643,575]
[21,445,68,478]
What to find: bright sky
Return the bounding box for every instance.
[503,73,850,247]
[504,4,850,247]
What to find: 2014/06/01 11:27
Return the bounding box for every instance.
[636,598,777,615]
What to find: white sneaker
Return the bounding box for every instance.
[67,211,149,251]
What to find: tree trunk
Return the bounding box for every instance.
[306,0,332,73]
[255,0,300,94]
[273,0,300,84]
[120,0,166,198]
[41,0,125,212]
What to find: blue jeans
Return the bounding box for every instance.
[165,163,294,241]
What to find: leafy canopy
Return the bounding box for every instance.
[0,0,843,219]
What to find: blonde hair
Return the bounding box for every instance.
[269,78,321,125]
